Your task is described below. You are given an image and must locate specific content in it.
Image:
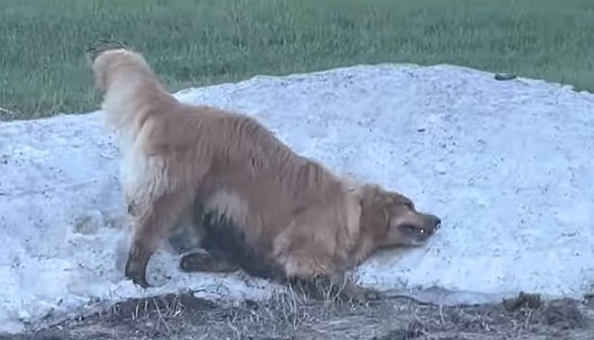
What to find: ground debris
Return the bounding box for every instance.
[542,298,584,329]
[502,291,542,312]
[373,320,424,340]
[2,293,594,340]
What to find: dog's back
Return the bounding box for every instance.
[183,103,345,229]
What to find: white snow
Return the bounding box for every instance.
[1,63,594,334]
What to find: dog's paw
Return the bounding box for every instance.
[124,259,150,288]
[127,273,150,289]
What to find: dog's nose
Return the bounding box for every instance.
[431,215,441,229]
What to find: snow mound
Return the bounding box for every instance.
[1,63,593,334]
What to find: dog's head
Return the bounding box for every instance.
[86,40,127,91]
[90,48,129,92]
[86,41,151,92]
[358,184,441,248]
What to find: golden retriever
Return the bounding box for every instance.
[88,44,441,302]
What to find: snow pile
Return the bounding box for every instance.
[1,63,594,334]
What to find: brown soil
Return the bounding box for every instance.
[3,291,593,340]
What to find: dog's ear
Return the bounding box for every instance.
[85,39,128,63]
[86,39,130,91]
[358,185,390,233]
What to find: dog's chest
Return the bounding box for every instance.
[118,136,149,192]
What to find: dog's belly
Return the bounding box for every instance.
[200,210,285,280]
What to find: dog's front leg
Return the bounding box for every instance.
[326,272,382,303]
[285,270,382,303]
[125,193,191,288]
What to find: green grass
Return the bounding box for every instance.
[1,0,593,120]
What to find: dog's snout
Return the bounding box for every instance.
[425,214,441,229]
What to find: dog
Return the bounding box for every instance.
[88,44,441,302]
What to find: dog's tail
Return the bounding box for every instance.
[87,40,176,131]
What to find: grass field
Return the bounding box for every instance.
[1,0,593,120]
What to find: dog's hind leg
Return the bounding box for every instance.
[179,249,240,273]
[177,202,240,274]
[125,192,192,288]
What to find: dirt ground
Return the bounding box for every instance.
[3,290,593,340]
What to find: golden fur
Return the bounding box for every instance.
[90,46,441,301]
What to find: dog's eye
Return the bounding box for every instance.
[401,202,414,209]
[399,224,420,233]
